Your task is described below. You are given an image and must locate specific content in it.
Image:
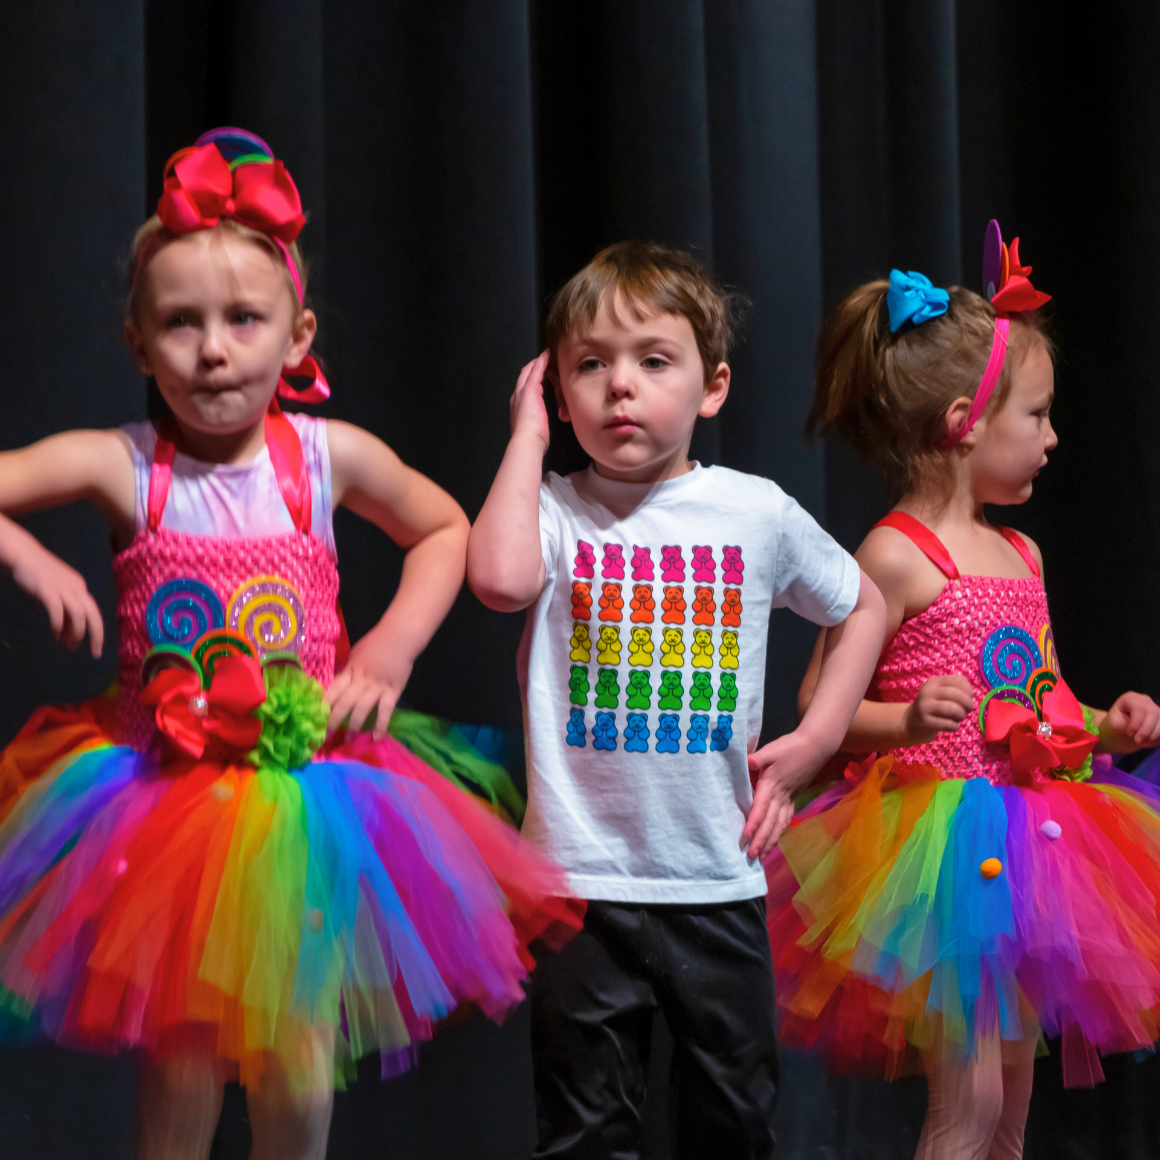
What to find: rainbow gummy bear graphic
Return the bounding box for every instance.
[626,670,653,709]
[660,627,685,667]
[569,623,592,663]
[721,588,742,627]
[571,581,593,620]
[661,587,686,624]
[691,546,716,583]
[686,713,709,753]
[689,672,713,710]
[574,540,596,578]
[655,714,681,753]
[596,625,622,666]
[691,628,714,668]
[722,546,744,584]
[660,545,686,583]
[624,712,650,753]
[566,709,587,747]
[598,582,624,622]
[631,545,655,581]
[630,584,655,623]
[593,711,618,751]
[601,543,626,579]
[627,627,654,666]
[594,668,621,708]
[568,665,590,705]
[692,586,715,625]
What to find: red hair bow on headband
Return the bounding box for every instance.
[983,221,1051,313]
[158,143,306,243]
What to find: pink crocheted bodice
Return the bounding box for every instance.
[871,576,1052,785]
[111,419,340,749]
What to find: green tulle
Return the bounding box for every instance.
[248,666,330,772]
[387,709,526,824]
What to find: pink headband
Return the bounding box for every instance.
[938,317,1009,450]
[937,220,1052,451]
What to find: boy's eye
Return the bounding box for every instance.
[578,357,602,373]
[642,355,668,370]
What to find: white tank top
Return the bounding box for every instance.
[122,413,336,557]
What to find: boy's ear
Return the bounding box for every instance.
[698,362,730,419]
[546,363,571,423]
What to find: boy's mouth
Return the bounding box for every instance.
[605,416,640,434]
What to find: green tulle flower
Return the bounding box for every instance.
[247,664,330,771]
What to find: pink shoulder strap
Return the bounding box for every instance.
[873,511,960,580]
[147,402,312,534]
[997,526,1040,578]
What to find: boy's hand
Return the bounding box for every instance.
[1099,692,1160,752]
[742,729,827,860]
[902,675,974,745]
[325,624,413,741]
[510,351,551,451]
[11,540,104,656]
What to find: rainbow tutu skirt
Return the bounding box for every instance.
[766,755,1160,1087]
[0,693,580,1087]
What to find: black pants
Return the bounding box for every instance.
[530,898,778,1160]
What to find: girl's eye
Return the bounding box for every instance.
[232,311,257,326]
[165,314,191,329]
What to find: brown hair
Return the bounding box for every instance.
[810,281,1052,492]
[544,241,744,381]
[126,216,306,323]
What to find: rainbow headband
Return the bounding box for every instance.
[155,127,327,404]
[886,220,1050,450]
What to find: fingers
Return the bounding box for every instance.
[741,776,773,848]
[84,594,104,657]
[371,691,396,741]
[751,794,792,860]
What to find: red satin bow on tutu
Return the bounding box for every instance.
[983,678,1096,773]
[158,143,306,242]
[141,655,266,759]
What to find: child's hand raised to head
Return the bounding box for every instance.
[742,729,827,859]
[324,624,413,741]
[902,675,975,745]
[1096,692,1160,753]
[510,351,552,451]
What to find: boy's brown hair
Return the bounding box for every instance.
[545,241,742,382]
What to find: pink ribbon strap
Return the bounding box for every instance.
[938,317,1009,450]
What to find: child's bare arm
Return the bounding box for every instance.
[0,429,136,656]
[467,352,551,612]
[797,526,974,753]
[326,419,470,737]
[742,570,886,858]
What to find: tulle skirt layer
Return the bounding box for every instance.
[0,697,580,1087]
[765,756,1160,1087]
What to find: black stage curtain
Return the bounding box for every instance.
[0,2,1157,1157]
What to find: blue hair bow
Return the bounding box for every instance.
[887,269,950,333]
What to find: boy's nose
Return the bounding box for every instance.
[608,361,636,398]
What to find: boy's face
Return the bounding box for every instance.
[554,295,729,482]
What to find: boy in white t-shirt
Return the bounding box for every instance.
[468,242,885,1159]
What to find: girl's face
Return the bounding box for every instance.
[554,295,729,482]
[968,340,1057,504]
[125,229,316,437]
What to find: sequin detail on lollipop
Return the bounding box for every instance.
[227,575,306,659]
[146,579,226,646]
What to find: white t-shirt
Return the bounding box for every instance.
[518,463,861,903]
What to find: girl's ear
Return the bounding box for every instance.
[942,396,975,446]
[284,308,318,370]
[123,317,152,376]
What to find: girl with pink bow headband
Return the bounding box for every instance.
[0,127,581,1159]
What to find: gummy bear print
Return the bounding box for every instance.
[716,672,738,711]
[691,629,714,668]
[624,712,650,753]
[721,588,742,627]
[722,546,744,585]
[596,625,622,666]
[686,714,709,754]
[594,668,621,709]
[660,627,685,667]
[599,582,624,622]
[573,540,596,579]
[710,715,733,751]
[689,672,713,710]
[719,630,739,669]
[628,627,654,666]
[568,665,590,706]
[658,670,685,710]
[571,581,593,620]
[626,670,653,709]
[630,584,655,623]
[655,714,681,754]
[631,545,655,581]
[691,546,716,584]
[569,623,592,663]
[601,543,626,579]
[593,711,618,751]
[660,545,686,583]
[566,709,587,748]
[661,586,686,624]
[691,586,715,626]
